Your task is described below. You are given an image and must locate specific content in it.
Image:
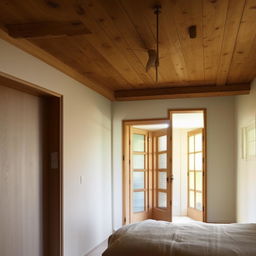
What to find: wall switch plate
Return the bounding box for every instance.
[50,152,58,169]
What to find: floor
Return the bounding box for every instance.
[86,239,108,256]
[172,216,197,223]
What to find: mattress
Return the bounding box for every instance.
[103,219,256,256]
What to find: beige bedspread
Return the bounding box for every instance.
[103,220,256,256]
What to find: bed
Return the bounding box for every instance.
[103,219,256,256]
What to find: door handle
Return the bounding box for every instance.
[167,175,174,183]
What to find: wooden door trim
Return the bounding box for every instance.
[169,109,207,222]
[0,71,63,256]
[59,96,64,256]
[0,71,62,97]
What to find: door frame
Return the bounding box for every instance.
[122,118,169,225]
[168,109,207,222]
[122,108,207,225]
[0,71,64,256]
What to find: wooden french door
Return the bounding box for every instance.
[130,128,149,223]
[187,128,204,221]
[152,128,172,221]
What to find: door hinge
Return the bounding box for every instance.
[170,200,172,206]
[124,217,126,223]
[123,155,125,161]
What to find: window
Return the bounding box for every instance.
[242,122,256,160]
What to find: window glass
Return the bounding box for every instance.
[196,172,202,191]
[133,171,144,189]
[133,192,144,212]
[158,153,167,169]
[133,134,145,152]
[158,172,167,189]
[158,135,167,151]
[189,172,194,190]
[195,153,202,171]
[189,191,195,208]
[196,192,202,211]
[133,154,144,169]
[158,192,167,208]
[189,154,194,170]
[195,133,202,151]
[189,136,194,152]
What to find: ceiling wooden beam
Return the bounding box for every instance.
[0,29,114,100]
[114,83,251,101]
[4,21,91,39]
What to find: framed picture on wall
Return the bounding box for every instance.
[242,117,256,160]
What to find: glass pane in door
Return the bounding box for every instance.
[195,172,202,191]
[133,171,144,189]
[189,172,194,189]
[189,154,194,170]
[196,192,202,211]
[189,191,195,208]
[158,192,167,208]
[195,133,202,151]
[133,192,145,212]
[133,134,145,152]
[195,153,202,170]
[189,136,194,152]
[133,154,145,169]
[158,135,167,151]
[158,171,167,189]
[158,153,167,169]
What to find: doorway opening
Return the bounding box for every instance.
[170,110,206,223]
[122,109,207,225]
[0,72,63,256]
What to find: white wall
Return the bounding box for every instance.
[0,39,112,256]
[235,80,256,223]
[113,96,237,228]
[172,128,189,216]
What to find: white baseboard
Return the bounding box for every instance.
[84,239,108,256]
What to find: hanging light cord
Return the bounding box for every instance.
[154,5,161,83]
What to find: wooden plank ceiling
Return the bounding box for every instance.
[0,0,254,100]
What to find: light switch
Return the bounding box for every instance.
[50,152,58,169]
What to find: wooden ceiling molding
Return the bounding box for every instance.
[115,83,251,101]
[0,0,254,101]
